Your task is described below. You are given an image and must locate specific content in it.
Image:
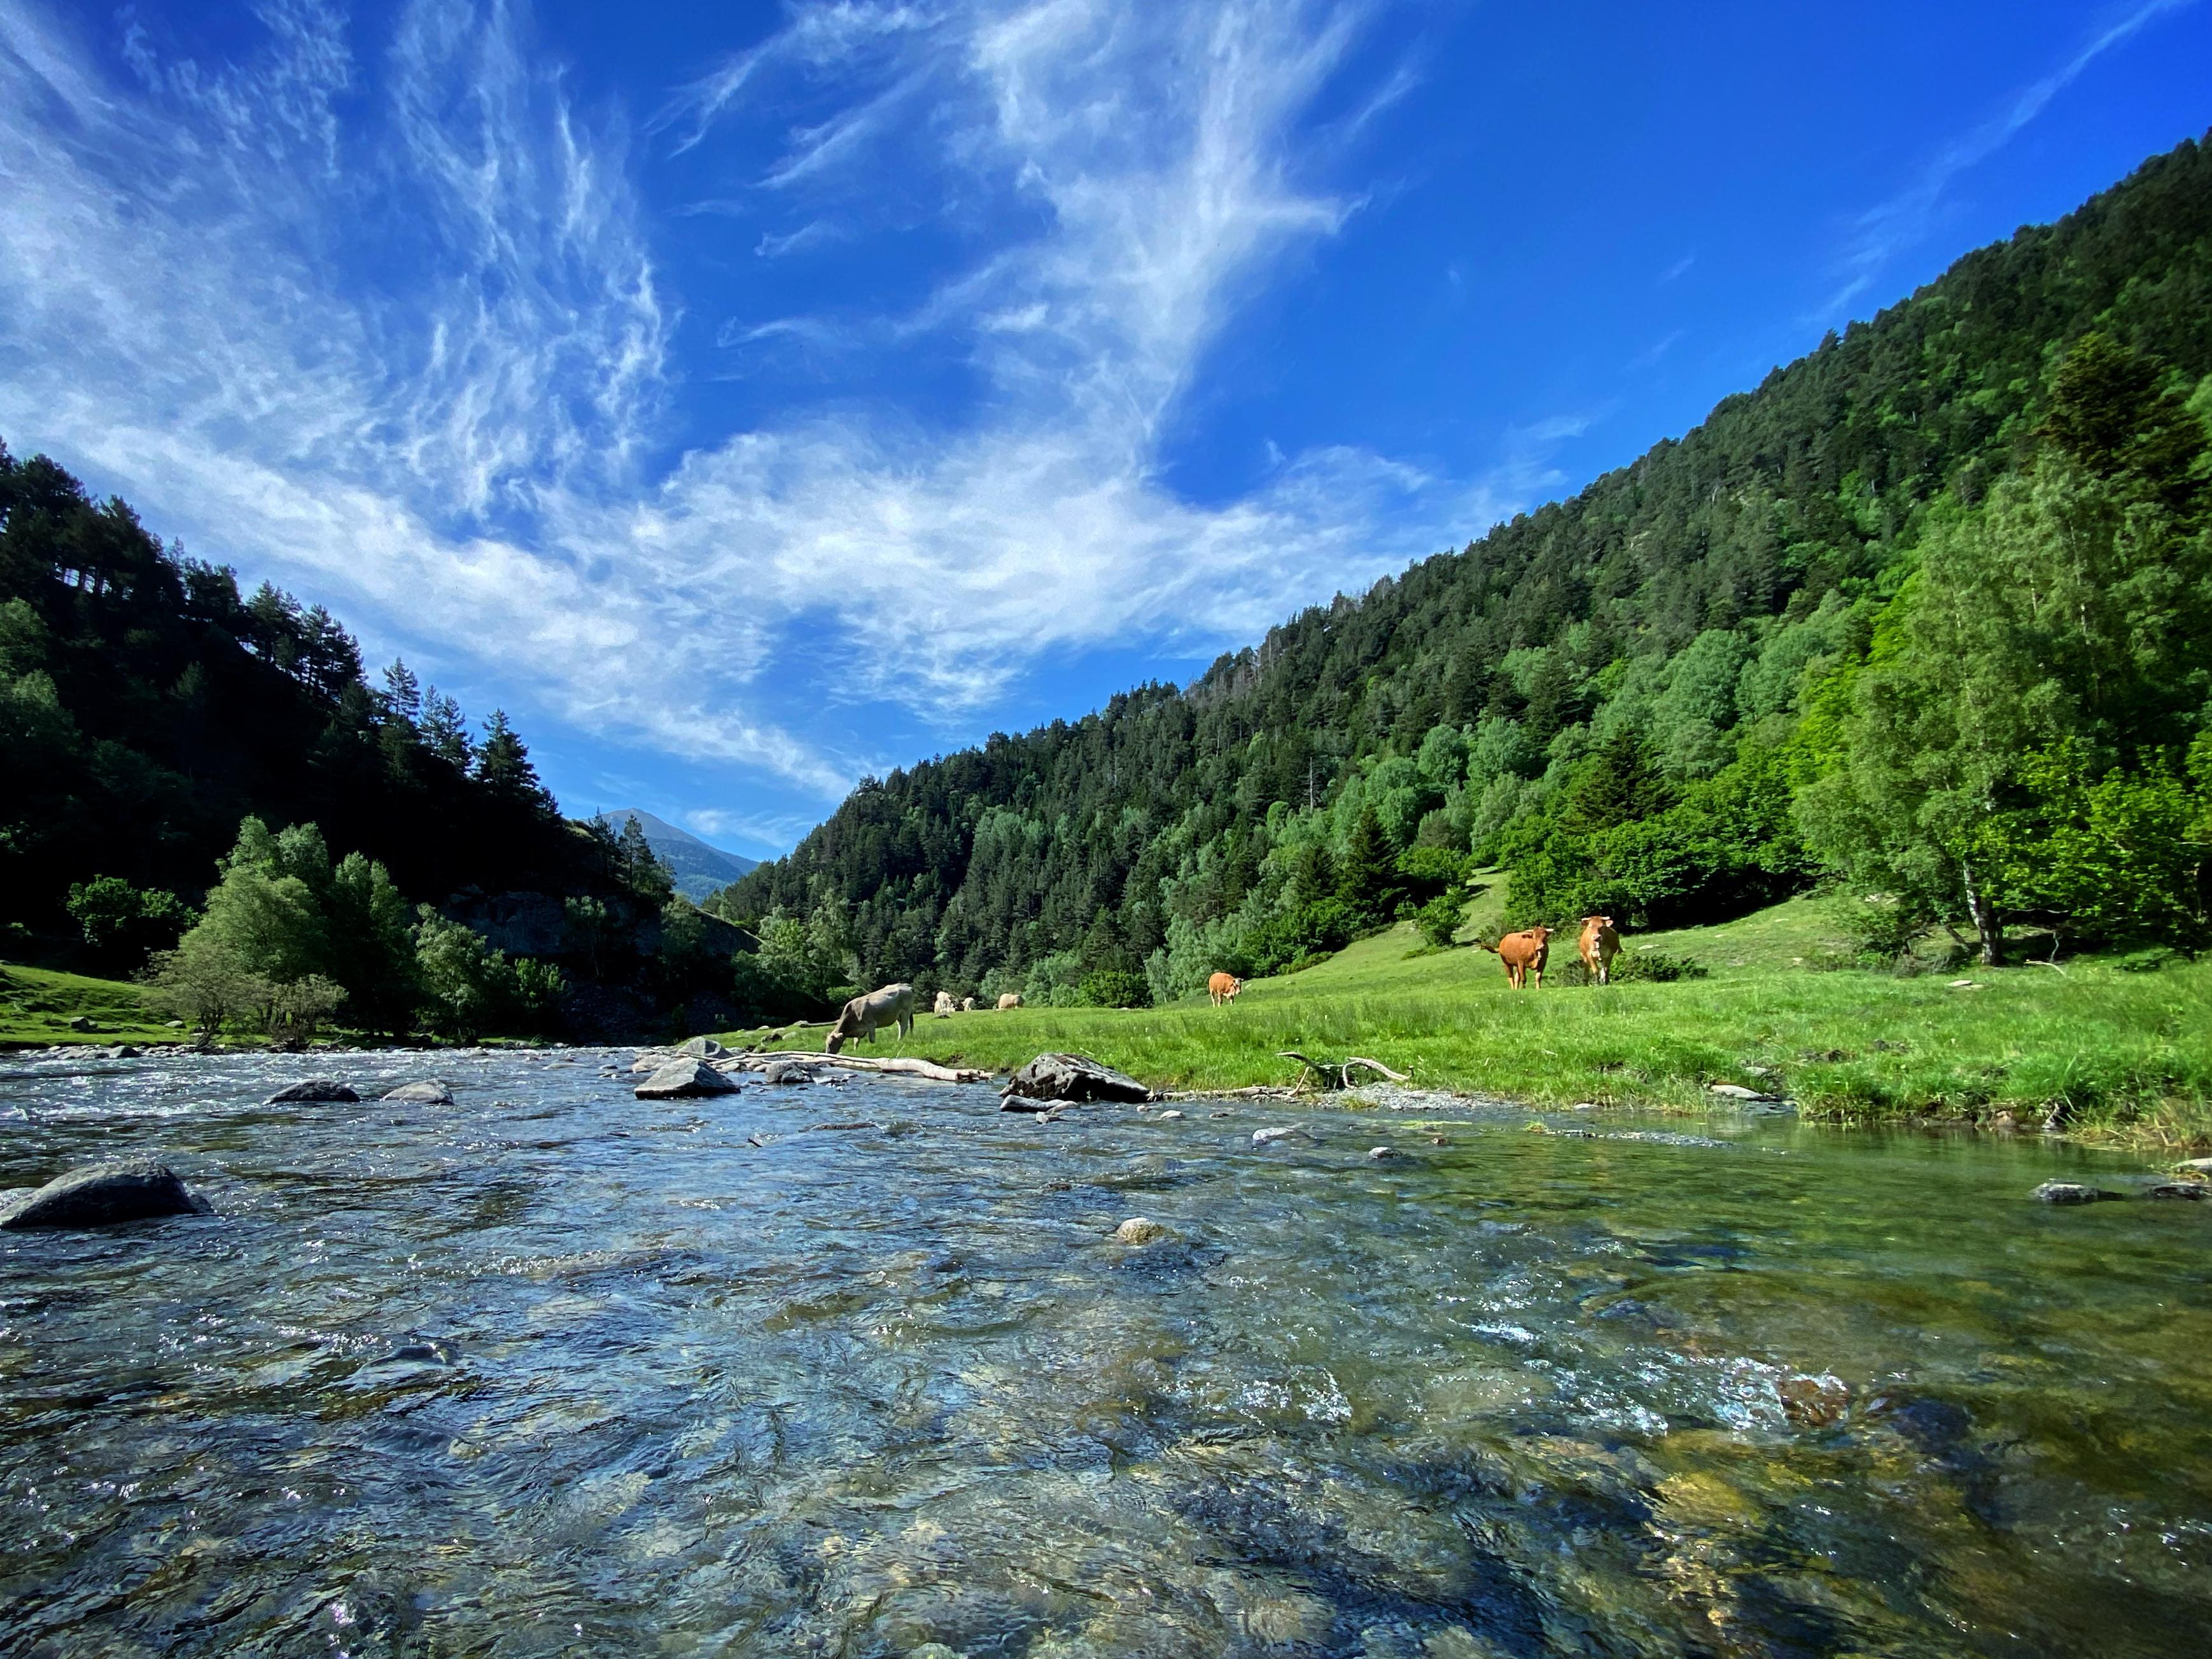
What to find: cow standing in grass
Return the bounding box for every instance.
[826,983,915,1054]
[1476,927,1553,990]
[1208,972,1243,1007]
[1579,916,1621,985]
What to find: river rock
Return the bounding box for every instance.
[1367,1145,1397,1160]
[1000,1053,1154,1106]
[1158,1109,1184,1121]
[2174,1158,2212,1175]
[762,1060,833,1085]
[634,1057,741,1099]
[678,1037,725,1059]
[1252,1125,1301,1146]
[2142,1181,2208,1201]
[0,1159,213,1229]
[1114,1217,1170,1245]
[265,1078,360,1103]
[67,1016,99,1032]
[1707,1082,1780,1102]
[2030,1181,2122,1205]
[381,1079,456,1105]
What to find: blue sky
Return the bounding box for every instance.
[2,0,2207,857]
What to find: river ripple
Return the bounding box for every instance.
[2,1049,2208,1657]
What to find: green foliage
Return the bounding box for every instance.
[141,934,267,1044]
[1413,891,1466,950]
[64,875,192,974]
[411,907,563,1040]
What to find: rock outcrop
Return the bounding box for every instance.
[0,1158,213,1229]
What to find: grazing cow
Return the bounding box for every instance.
[1578,916,1622,985]
[997,993,1024,1011]
[825,983,915,1054]
[933,990,956,1017]
[1207,972,1244,1007]
[1476,926,1554,990]
[960,996,976,1012]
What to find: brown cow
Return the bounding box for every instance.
[1578,916,1621,985]
[1476,926,1553,990]
[1207,972,1243,1007]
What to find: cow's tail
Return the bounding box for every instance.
[1472,939,1500,955]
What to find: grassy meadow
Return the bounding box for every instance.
[722,892,2212,1149]
[0,963,172,1048]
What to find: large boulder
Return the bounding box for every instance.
[265,1079,360,1103]
[381,1079,456,1105]
[1000,1053,1154,1107]
[0,1158,213,1229]
[678,1036,725,1059]
[634,1057,741,1099]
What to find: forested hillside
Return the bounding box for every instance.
[718,135,2212,1004]
[0,456,754,1039]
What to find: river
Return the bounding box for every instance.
[2,1047,2206,1656]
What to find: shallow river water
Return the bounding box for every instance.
[2,1049,2208,1658]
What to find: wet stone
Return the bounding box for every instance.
[265,1078,360,1104]
[2031,1181,2122,1204]
[0,1158,214,1229]
[634,1058,741,1099]
[381,1079,455,1105]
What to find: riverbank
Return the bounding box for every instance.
[721,899,2212,1151]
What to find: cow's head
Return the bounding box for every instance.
[823,1011,860,1054]
[1583,914,1614,930]
[1224,977,1243,999]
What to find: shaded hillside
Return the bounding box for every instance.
[719,134,2212,998]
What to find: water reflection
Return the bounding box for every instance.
[2,1049,2207,1656]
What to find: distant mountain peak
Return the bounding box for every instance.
[595,809,757,902]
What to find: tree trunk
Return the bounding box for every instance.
[1961,858,2003,966]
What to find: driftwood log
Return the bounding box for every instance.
[1277,1051,1412,1091]
[724,1051,990,1084]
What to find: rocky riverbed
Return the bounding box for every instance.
[2,1046,2208,1656]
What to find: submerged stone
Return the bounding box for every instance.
[1115,1217,1170,1245]
[2030,1181,2121,1204]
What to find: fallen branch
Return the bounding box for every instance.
[1278,1051,1411,1091]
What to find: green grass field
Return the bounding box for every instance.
[0,962,173,1047]
[722,893,2212,1149]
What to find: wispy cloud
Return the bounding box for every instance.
[0,0,1508,805]
[1823,0,2197,314]
[1657,253,1693,284]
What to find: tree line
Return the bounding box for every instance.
[717,135,2212,1000]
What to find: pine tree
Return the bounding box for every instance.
[475,710,552,815]
[1335,806,1404,925]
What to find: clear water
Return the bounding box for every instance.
[2,1049,2207,1657]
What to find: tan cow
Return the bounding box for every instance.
[1578,916,1622,985]
[997,993,1023,1011]
[826,983,915,1053]
[1476,926,1553,990]
[933,989,956,1017]
[960,996,976,1012]
[1207,972,1243,1007]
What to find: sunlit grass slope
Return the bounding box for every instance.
[0,963,169,1047]
[723,895,2212,1147]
